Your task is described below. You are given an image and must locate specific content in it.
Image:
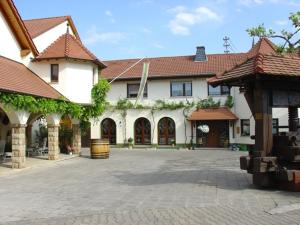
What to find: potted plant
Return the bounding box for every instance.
[128,137,133,149]
[171,139,176,148]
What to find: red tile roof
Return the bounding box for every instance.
[35,33,106,68]
[101,53,247,80]
[188,107,238,121]
[0,56,63,99]
[23,16,81,41]
[209,38,300,85]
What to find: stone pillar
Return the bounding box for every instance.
[48,125,59,160]
[11,124,26,169]
[72,124,81,155]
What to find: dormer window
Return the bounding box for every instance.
[51,64,59,83]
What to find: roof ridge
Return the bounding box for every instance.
[64,33,69,57]
[23,15,69,22]
[104,53,247,62]
[69,34,99,61]
[36,34,66,58]
[254,53,264,73]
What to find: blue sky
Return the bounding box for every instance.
[14,0,299,60]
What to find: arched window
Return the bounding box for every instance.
[134,118,151,145]
[101,118,116,144]
[158,117,175,145]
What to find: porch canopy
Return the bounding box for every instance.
[188,107,238,121]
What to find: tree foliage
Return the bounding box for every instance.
[247,11,300,53]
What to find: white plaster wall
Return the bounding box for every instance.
[0,11,22,62]
[91,108,191,145]
[28,60,94,104]
[230,87,255,145]
[106,78,228,105]
[33,21,75,53]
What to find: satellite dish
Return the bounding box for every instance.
[198,125,210,133]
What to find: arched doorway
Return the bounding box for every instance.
[134,118,151,145]
[101,118,116,144]
[0,108,11,161]
[158,117,176,145]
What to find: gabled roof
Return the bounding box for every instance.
[101,53,247,80]
[0,56,63,99]
[24,16,81,41]
[35,33,106,68]
[0,0,38,56]
[208,38,300,85]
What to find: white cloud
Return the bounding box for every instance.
[141,27,151,34]
[105,10,116,23]
[239,0,264,6]
[168,6,221,36]
[275,20,288,26]
[153,43,165,49]
[84,26,126,45]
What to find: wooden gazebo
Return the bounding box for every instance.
[209,38,300,190]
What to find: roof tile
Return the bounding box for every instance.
[0,56,63,99]
[36,33,106,67]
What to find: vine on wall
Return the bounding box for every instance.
[0,79,110,123]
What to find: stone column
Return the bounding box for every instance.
[72,124,81,155]
[48,125,59,160]
[11,124,26,169]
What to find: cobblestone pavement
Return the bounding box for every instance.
[0,149,300,225]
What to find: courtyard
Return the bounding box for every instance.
[0,149,300,225]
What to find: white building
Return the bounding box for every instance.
[0,0,105,168]
[91,41,299,149]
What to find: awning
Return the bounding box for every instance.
[188,107,238,121]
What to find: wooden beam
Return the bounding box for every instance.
[253,81,273,157]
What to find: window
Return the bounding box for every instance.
[272,118,279,135]
[241,119,250,136]
[50,64,59,82]
[208,84,230,96]
[127,83,147,98]
[170,81,192,97]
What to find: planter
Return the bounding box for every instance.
[90,139,110,159]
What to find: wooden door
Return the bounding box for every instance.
[135,118,151,145]
[101,118,116,144]
[196,121,229,148]
[158,117,175,145]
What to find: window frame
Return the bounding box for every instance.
[170,81,193,97]
[208,84,230,96]
[272,118,279,135]
[50,64,59,83]
[127,83,148,98]
[241,119,250,137]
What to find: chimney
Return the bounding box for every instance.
[195,46,207,62]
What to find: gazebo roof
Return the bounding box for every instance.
[208,38,300,86]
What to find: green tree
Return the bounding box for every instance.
[247,11,300,53]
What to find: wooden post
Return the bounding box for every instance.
[253,82,273,157]
[191,121,194,149]
[288,106,299,132]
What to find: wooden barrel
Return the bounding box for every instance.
[90,139,110,159]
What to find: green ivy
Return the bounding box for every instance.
[224,95,234,108]
[0,79,110,122]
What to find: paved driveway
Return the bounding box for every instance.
[0,149,300,225]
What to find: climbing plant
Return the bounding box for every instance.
[0,79,110,122]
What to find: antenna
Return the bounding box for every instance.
[223,36,230,54]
